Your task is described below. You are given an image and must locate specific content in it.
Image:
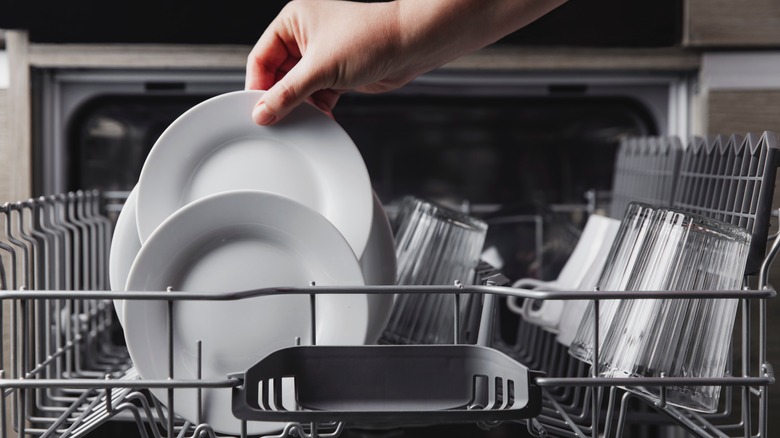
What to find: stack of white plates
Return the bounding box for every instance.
[108,90,396,434]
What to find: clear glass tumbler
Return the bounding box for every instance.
[380,196,488,345]
[598,209,750,412]
[568,202,657,363]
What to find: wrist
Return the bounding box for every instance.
[394,0,502,73]
[395,0,567,71]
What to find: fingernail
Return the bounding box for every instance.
[252,103,277,125]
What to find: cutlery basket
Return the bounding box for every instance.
[231,345,543,425]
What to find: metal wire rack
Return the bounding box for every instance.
[608,136,683,221]
[0,190,775,438]
[673,133,780,275]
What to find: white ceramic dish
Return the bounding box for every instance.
[108,185,142,322]
[135,90,372,259]
[123,190,368,435]
[111,188,395,337]
[360,192,397,342]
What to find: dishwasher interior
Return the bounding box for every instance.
[0,132,776,438]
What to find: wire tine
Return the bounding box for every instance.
[0,205,19,292]
[17,204,38,291]
[0,244,6,291]
[614,391,633,438]
[167,285,175,438]
[197,340,203,426]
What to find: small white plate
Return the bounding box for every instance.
[360,192,397,342]
[135,90,372,259]
[123,190,368,435]
[108,185,142,322]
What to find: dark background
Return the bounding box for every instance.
[0,0,680,47]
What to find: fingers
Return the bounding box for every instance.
[250,64,341,125]
[245,7,302,91]
[247,4,329,124]
[246,32,289,91]
[252,58,328,125]
[310,88,342,113]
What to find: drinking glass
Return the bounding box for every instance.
[598,209,749,412]
[568,202,657,362]
[380,196,488,344]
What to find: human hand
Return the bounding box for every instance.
[246,0,566,125]
[246,0,409,125]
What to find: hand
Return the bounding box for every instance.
[246,0,408,124]
[246,0,566,125]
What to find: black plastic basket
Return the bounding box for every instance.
[231,344,543,425]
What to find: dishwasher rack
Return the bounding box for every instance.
[0,191,776,438]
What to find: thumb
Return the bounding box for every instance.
[252,59,325,125]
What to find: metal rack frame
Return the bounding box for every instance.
[0,285,774,438]
[0,191,775,438]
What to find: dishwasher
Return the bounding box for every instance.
[0,132,776,438]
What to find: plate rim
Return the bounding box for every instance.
[135,89,372,258]
[108,185,141,323]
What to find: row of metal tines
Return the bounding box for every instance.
[0,191,132,437]
[492,296,764,438]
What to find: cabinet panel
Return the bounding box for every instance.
[707,89,780,134]
[686,0,780,46]
[0,88,8,200]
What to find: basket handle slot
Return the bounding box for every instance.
[258,377,297,411]
[489,377,503,410]
[471,374,488,409]
[472,375,516,410]
[506,379,515,409]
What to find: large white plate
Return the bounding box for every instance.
[360,192,397,342]
[135,89,372,259]
[110,188,395,335]
[123,190,368,435]
[108,185,142,322]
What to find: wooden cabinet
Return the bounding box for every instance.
[2,31,30,203]
[707,89,780,134]
[686,0,780,47]
[0,89,7,199]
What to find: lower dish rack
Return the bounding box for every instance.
[0,192,775,438]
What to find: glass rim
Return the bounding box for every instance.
[400,196,488,232]
[625,201,750,243]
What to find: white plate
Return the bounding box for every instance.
[112,188,395,337]
[108,185,142,322]
[360,192,397,342]
[123,190,368,435]
[135,90,372,259]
